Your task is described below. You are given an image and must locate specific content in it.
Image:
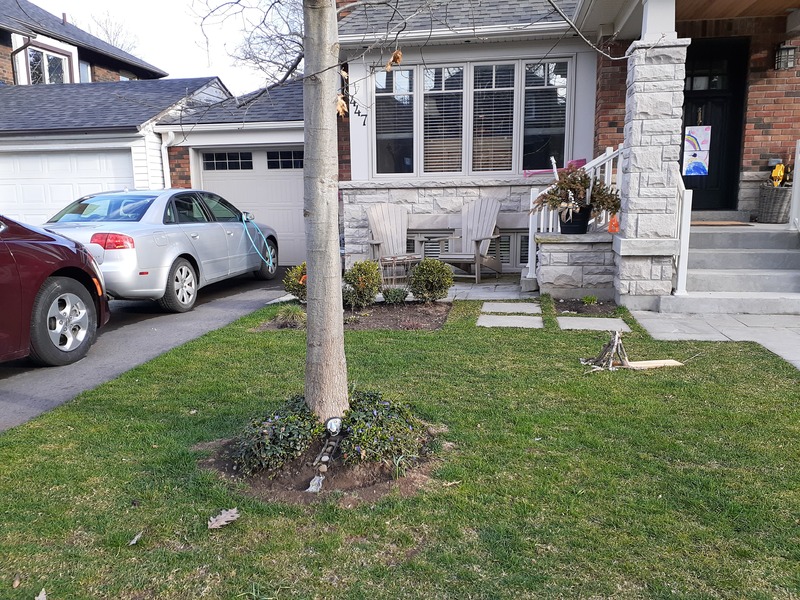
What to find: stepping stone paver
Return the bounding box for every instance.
[477,314,543,329]
[481,302,541,314]
[557,317,631,332]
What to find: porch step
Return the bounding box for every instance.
[689,228,800,250]
[691,210,751,222]
[686,269,800,293]
[688,248,800,270]
[659,292,800,315]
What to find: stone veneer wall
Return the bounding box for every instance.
[534,233,615,300]
[614,38,690,310]
[340,179,537,266]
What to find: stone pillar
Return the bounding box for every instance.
[613,38,690,311]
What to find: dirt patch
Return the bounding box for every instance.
[553,298,618,316]
[197,439,436,508]
[251,302,451,332]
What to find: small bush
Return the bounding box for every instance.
[234,395,324,476]
[581,295,598,305]
[283,263,307,302]
[342,260,382,310]
[408,258,453,303]
[339,390,424,467]
[274,304,306,329]
[382,287,409,305]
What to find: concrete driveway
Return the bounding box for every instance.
[0,271,288,433]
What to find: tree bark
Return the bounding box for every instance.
[302,0,349,422]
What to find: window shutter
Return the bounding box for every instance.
[423,67,464,173]
[472,64,515,172]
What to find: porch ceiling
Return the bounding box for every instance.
[676,0,800,20]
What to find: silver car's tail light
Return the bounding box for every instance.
[90,233,135,249]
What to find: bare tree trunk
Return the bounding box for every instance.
[302,0,349,422]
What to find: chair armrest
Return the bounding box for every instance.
[368,239,383,245]
[473,234,500,242]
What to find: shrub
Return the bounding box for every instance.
[283,262,307,302]
[339,390,424,468]
[274,304,306,329]
[233,395,324,476]
[408,258,453,303]
[342,260,382,310]
[382,287,409,305]
[581,295,598,306]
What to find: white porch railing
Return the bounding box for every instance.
[673,162,693,295]
[791,139,800,231]
[525,145,623,278]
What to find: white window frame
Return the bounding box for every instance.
[369,57,575,179]
[11,33,79,86]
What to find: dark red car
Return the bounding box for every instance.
[0,215,110,366]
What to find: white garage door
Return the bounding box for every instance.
[199,148,306,266]
[0,150,135,225]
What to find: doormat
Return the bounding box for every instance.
[690,221,753,226]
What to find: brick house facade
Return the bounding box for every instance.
[167,146,192,188]
[0,31,12,85]
[592,16,800,215]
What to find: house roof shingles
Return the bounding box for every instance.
[0,0,167,77]
[158,79,304,126]
[338,0,577,41]
[0,77,217,135]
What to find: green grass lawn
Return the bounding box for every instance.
[1,301,798,599]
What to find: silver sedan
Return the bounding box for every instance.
[45,189,278,312]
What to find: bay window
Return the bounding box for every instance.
[372,59,571,176]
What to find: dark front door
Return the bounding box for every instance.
[682,38,748,211]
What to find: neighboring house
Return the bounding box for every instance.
[156,81,307,265]
[0,77,230,223]
[0,0,166,85]
[337,0,800,313]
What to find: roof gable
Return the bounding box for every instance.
[158,79,304,126]
[0,77,223,135]
[0,0,167,78]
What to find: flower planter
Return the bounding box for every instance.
[559,206,592,234]
[757,185,791,224]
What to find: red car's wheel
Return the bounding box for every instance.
[29,277,97,366]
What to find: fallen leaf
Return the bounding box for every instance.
[35,588,46,600]
[189,409,198,415]
[208,508,240,529]
[12,574,20,588]
[128,530,143,545]
[442,481,462,487]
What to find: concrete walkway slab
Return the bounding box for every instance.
[477,314,543,329]
[630,312,729,341]
[481,302,541,314]
[557,317,631,332]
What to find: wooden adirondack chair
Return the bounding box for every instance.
[435,197,502,283]
[366,203,422,286]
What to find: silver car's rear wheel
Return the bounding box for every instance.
[29,277,97,366]
[158,258,197,313]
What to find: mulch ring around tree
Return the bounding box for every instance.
[195,438,442,508]
[552,298,619,316]
[251,301,451,332]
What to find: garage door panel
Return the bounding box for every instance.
[201,149,306,265]
[0,150,134,225]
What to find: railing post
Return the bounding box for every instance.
[791,139,800,231]
[675,188,693,295]
[526,188,540,279]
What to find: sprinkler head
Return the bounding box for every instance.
[325,417,342,436]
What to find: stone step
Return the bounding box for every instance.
[659,292,800,315]
[691,210,751,222]
[686,269,800,293]
[688,248,800,270]
[689,228,800,250]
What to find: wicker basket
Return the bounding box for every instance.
[757,185,791,223]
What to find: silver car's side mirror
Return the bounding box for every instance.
[243,212,255,222]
